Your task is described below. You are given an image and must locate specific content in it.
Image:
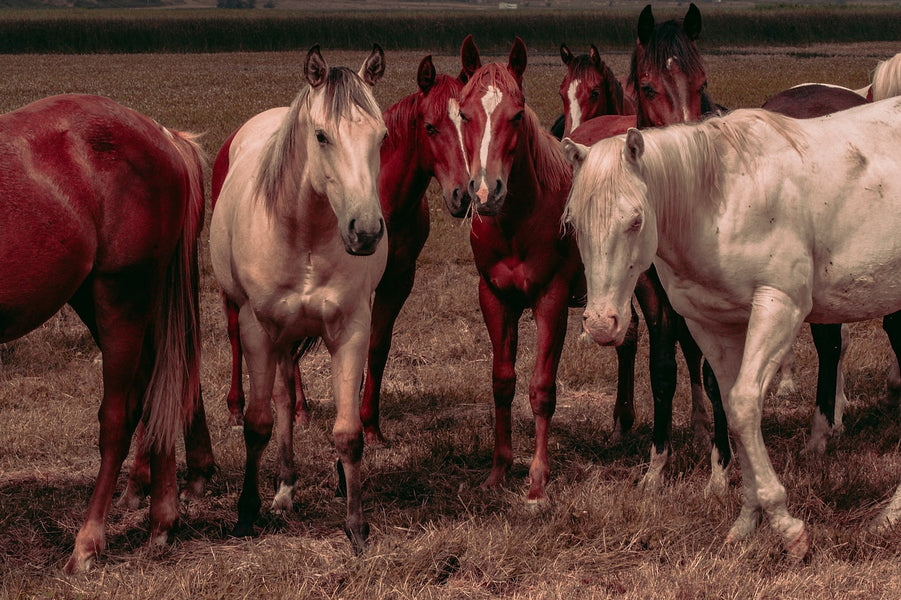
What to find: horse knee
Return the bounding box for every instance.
[333,428,364,464]
[528,378,557,417]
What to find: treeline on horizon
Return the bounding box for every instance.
[0,6,898,53]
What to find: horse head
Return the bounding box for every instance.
[630,3,708,128]
[559,43,630,137]
[414,53,474,218]
[562,131,657,346]
[456,37,527,216]
[302,44,387,255]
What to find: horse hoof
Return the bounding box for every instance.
[345,521,370,555]
[363,428,388,447]
[62,550,95,575]
[117,487,144,511]
[230,521,257,538]
[228,411,244,431]
[784,525,809,562]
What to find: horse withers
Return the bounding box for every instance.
[0,94,207,573]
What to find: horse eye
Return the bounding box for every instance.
[629,216,642,231]
[590,88,601,100]
[315,130,329,145]
[699,81,708,94]
[641,85,657,99]
[425,123,438,136]
[511,111,524,123]
[459,112,470,123]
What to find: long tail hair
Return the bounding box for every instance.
[142,130,207,453]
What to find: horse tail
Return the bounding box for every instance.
[142,129,207,453]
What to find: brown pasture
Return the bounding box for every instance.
[3,43,901,598]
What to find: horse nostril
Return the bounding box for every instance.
[468,179,477,197]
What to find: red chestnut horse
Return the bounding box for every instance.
[455,36,578,501]
[551,43,635,139]
[217,54,476,446]
[0,94,206,573]
[567,3,725,491]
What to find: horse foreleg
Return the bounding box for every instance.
[232,308,277,538]
[361,264,416,445]
[634,269,677,491]
[702,359,732,499]
[479,279,522,490]
[526,287,570,503]
[722,289,809,560]
[272,357,298,514]
[677,316,712,451]
[328,328,370,553]
[807,323,848,454]
[609,306,639,444]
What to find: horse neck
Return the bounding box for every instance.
[505,110,571,219]
[380,99,432,221]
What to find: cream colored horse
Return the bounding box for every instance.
[563,99,901,559]
[210,44,387,552]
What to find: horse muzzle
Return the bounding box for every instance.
[343,217,385,256]
[444,186,472,219]
[469,175,506,216]
[582,306,627,347]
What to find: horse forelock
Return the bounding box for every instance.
[564,135,641,239]
[255,67,383,216]
[464,63,523,105]
[629,19,705,89]
[383,73,461,154]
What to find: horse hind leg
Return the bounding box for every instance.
[223,293,246,430]
[64,274,156,573]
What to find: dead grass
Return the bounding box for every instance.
[3,44,901,598]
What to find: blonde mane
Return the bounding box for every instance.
[566,109,805,246]
[254,66,382,215]
[871,52,901,101]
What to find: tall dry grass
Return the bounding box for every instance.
[2,42,901,598]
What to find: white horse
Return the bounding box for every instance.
[562,98,901,559]
[209,44,387,552]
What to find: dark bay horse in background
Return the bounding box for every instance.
[0,94,206,573]
[209,45,388,551]
[568,2,726,491]
[217,53,476,446]
[551,43,635,139]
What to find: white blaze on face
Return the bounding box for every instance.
[666,56,692,122]
[567,79,582,132]
[448,98,468,170]
[476,85,503,205]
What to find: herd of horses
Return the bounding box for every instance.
[3,2,901,573]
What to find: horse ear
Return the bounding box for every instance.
[418,55,437,93]
[561,138,589,172]
[560,43,573,66]
[305,44,328,89]
[589,45,603,71]
[625,128,645,165]
[683,3,702,41]
[637,4,654,47]
[508,37,527,88]
[359,43,386,87]
[460,34,482,83]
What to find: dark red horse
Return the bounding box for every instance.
[567,3,727,490]
[0,94,207,573]
[215,54,476,445]
[551,43,635,139]
[455,35,577,501]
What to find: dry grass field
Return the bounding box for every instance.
[3,40,901,598]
